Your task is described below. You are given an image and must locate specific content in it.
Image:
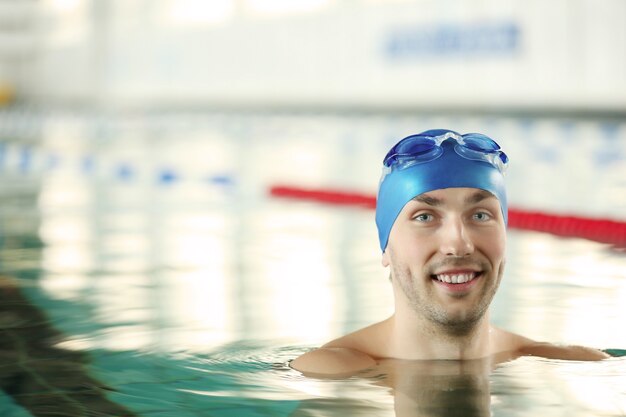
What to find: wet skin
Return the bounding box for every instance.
[291,187,609,376]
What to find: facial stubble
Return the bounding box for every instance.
[391,254,504,337]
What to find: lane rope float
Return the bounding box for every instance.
[269,185,626,249]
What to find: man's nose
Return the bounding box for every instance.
[439,219,474,257]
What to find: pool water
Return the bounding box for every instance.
[1,109,625,416]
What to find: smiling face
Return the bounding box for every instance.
[382,187,506,335]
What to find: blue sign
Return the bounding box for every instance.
[385,21,520,59]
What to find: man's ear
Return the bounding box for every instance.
[382,249,390,267]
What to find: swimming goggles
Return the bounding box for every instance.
[383,129,509,174]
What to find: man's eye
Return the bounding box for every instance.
[473,212,492,221]
[414,213,434,222]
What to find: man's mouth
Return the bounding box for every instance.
[431,271,482,284]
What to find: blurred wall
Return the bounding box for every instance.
[18,0,626,112]
[0,0,37,105]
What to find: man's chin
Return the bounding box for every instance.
[432,309,487,336]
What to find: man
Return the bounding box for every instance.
[291,129,608,376]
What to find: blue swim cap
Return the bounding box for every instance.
[376,131,508,252]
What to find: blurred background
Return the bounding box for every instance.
[0,0,625,353]
[2,0,625,111]
[1,1,626,415]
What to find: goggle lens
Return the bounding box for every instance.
[462,134,501,152]
[394,136,436,155]
[384,135,437,167]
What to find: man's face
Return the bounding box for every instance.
[382,187,506,334]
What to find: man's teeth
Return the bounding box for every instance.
[435,273,477,284]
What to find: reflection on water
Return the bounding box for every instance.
[1,110,626,415]
[0,276,137,416]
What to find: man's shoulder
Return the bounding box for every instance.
[290,346,377,376]
[492,326,610,361]
[519,341,610,361]
[290,324,386,375]
[493,327,609,361]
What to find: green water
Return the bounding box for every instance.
[1,110,626,416]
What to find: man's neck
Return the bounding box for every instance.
[388,311,493,360]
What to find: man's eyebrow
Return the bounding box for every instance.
[412,190,496,206]
[465,190,496,205]
[412,195,442,206]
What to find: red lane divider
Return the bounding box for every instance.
[270,185,377,209]
[269,185,626,248]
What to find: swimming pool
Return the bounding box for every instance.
[1,109,625,416]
